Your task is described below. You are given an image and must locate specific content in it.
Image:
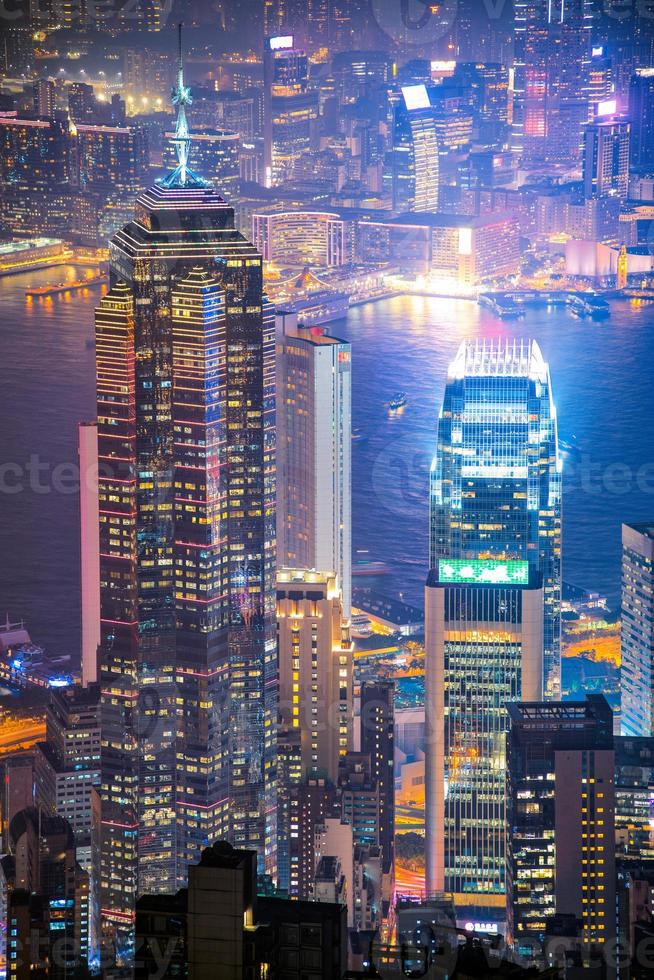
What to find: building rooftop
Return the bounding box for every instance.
[448,338,549,383]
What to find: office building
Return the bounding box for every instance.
[276,569,352,782]
[263,35,318,186]
[424,558,544,916]
[4,809,90,979]
[163,128,240,200]
[0,115,69,189]
[615,736,654,861]
[629,69,654,174]
[276,312,351,615]
[429,339,562,697]
[582,117,631,199]
[34,685,101,971]
[34,78,55,119]
[96,41,276,965]
[621,524,654,738]
[506,697,616,964]
[385,84,440,213]
[512,0,593,166]
[360,680,395,876]
[135,841,348,979]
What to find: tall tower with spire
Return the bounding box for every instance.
[96,27,276,970]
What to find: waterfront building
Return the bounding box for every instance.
[384,84,440,213]
[96,39,276,964]
[253,210,349,267]
[425,558,544,917]
[506,697,616,964]
[615,736,654,861]
[621,523,654,737]
[512,0,593,166]
[429,339,562,695]
[629,69,654,174]
[276,569,352,782]
[582,117,631,200]
[276,312,351,614]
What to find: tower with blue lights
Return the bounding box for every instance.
[96,28,276,968]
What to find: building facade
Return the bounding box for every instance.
[429,339,562,697]
[276,312,351,615]
[96,48,276,966]
[621,523,654,738]
[425,559,544,914]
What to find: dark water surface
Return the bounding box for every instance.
[1,271,653,657]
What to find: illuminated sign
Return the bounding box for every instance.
[597,98,617,117]
[438,559,530,586]
[465,921,499,935]
[269,35,293,51]
[430,60,456,72]
[402,84,430,112]
[592,45,604,57]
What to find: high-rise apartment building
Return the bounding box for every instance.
[621,523,654,737]
[385,84,440,213]
[429,339,562,697]
[512,0,593,166]
[582,117,631,200]
[276,569,352,781]
[424,558,544,915]
[96,40,276,965]
[506,697,616,964]
[276,312,351,615]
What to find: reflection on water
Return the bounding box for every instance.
[1,276,653,658]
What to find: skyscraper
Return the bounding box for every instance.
[512,0,593,167]
[430,339,562,697]
[384,85,440,213]
[360,680,395,877]
[425,558,544,914]
[96,34,275,965]
[276,568,352,783]
[506,697,616,963]
[621,523,654,738]
[582,116,631,200]
[263,35,318,186]
[629,69,654,174]
[276,312,352,615]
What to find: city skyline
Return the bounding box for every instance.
[1,4,654,978]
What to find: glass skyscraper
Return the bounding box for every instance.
[96,41,276,968]
[429,338,562,697]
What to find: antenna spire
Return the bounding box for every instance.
[157,21,209,190]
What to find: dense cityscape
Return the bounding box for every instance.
[0,1,653,977]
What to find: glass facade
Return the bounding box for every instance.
[430,338,562,697]
[621,523,654,737]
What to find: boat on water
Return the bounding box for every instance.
[350,612,373,639]
[352,428,368,444]
[25,274,107,299]
[352,559,390,576]
[388,392,407,411]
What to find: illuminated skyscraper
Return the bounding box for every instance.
[425,558,544,915]
[96,34,276,966]
[430,339,562,697]
[276,312,351,615]
[621,523,654,738]
[263,35,319,186]
[512,0,593,166]
[582,116,630,200]
[385,84,440,213]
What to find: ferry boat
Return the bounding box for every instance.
[388,392,407,411]
[350,612,373,639]
[352,427,368,444]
